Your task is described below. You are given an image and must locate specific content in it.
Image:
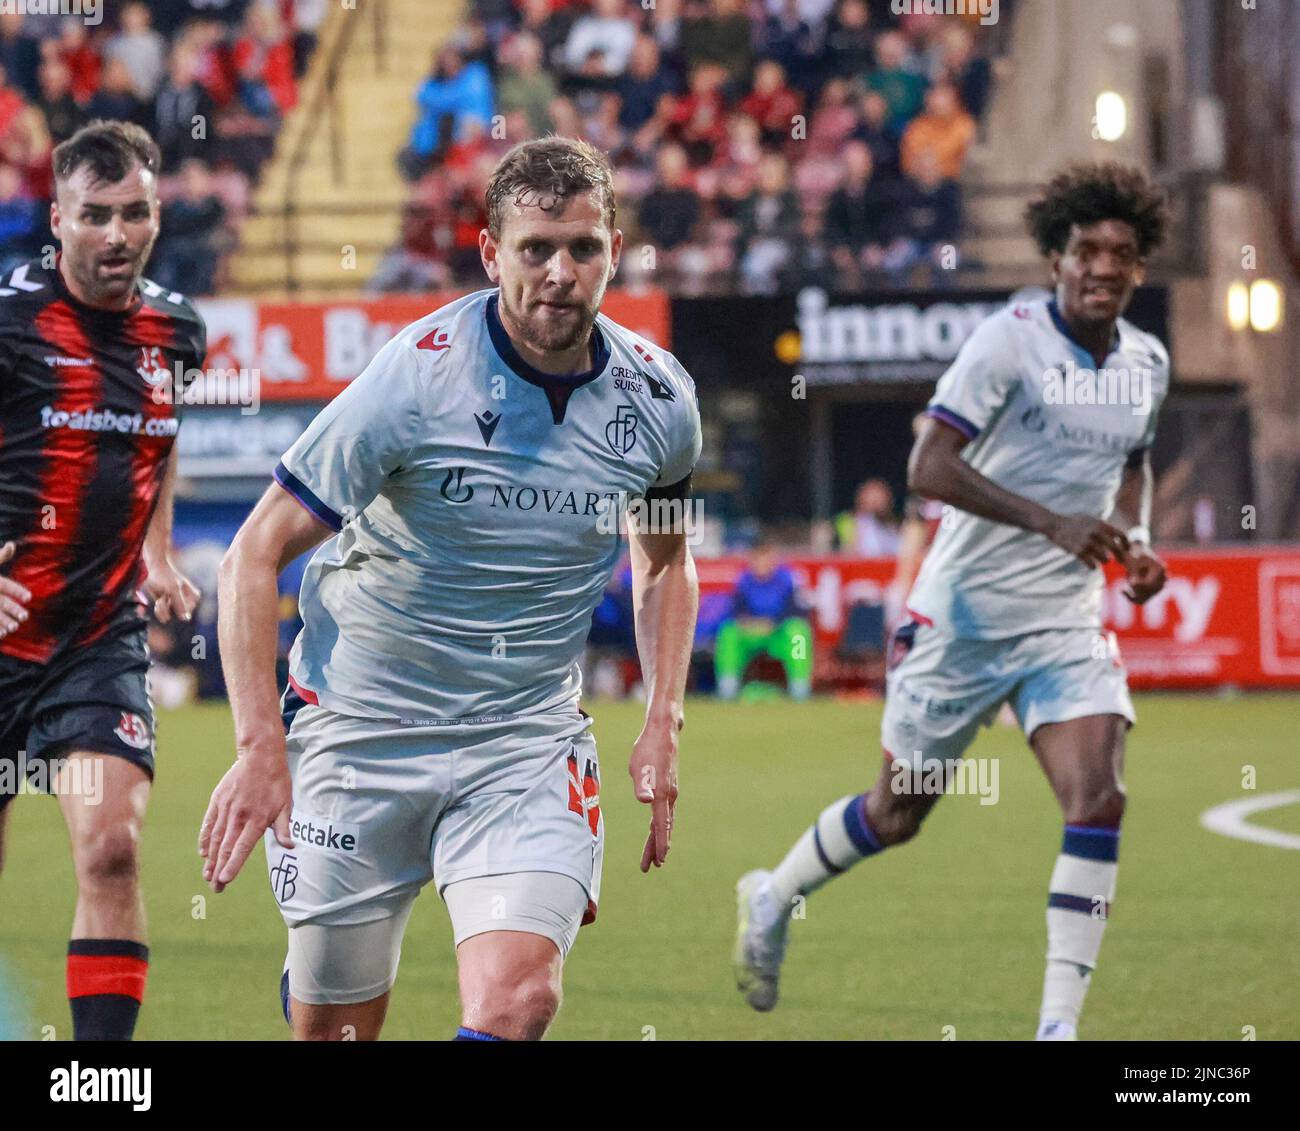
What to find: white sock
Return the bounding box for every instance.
[770,794,883,907]
[717,675,740,700]
[1039,825,1119,1031]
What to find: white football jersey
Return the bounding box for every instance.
[274,289,701,720]
[906,298,1169,639]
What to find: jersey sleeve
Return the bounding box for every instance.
[653,355,702,489]
[274,335,424,531]
[926,311,1019,440]
[1137,339,1169,450]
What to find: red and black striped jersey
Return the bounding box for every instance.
[0,257,206,664]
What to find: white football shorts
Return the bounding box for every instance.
[265,699,604,1001]
[881,619,1136,768]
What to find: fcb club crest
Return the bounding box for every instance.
[113,711,152,751]
[566,750,601,837]
[606,404,638,459]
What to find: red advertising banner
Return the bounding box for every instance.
[195,290,670,402]
[697,548,1300,689]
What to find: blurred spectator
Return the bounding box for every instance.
[87,58,146,125]
[823,0,875,81]
[497,32,559,137]
[153,45,217,170]
[758,0,820,95]
[0,13,39,101]
[714,539,813,701]
[865,29,926,131]
[617,35,676,132]
[852,88,900,179]
[292,0,329,77]
[516,0,578,72]
[151,160,226,296]
[106,2,167,102]
[36,59,84,145]
[666,62,730,166]
[0,162,40,274]
[883,148,961,284]
[680,0,755,90]
[824,141,896,283]
[637,142,700,250]
[836,479,901,556]
[938,23,991,119]
[899,81,974,180]
[806,77,859,156]
[738,60,802,146]
[564,0,638,78]
[0,63,50,199]
[735,152,799,294]
[401,45,493,180]
[232,3,298,117]
[58,22,101,106]
[784,208,831,287]
[368,178,454,294]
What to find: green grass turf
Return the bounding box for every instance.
[1,694,1297,1041]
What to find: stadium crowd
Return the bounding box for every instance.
[374,0,999,296]
[0,0,325,293]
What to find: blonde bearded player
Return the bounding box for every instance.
[200,137,701,1040]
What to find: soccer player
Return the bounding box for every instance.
[0,121,205,1040]
[734,162,1171,1040]
[200,137,702,1041]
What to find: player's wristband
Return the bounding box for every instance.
[1125,525,1151,548]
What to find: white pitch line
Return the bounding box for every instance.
[1200,790,1300,851]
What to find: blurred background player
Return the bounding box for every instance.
[0,120,204,1040]
[735,162,1171,1040]
[199,136,702,1042]
[714,536,813,701]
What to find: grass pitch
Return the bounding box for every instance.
[1,693,1296,1040]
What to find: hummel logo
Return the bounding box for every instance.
[417,326,451,352]
[645,374,676,401]
[475,409,501,446]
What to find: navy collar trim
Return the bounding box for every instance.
[1047,298,1119,365]
[485,292,609,391]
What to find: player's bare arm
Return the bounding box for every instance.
[141,447,200,624]
[627,514,699,873]
[908,415,1129,568]
[1108,450,1166,604]
[200,485,331,891]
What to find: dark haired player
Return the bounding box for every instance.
[0,121,205,1040]
[736,162,1170,1040]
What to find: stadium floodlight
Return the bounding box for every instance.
[1226,282,1250,331]
[1248,279,1284,332]
[1094,92,1127,141]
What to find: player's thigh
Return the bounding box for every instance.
[1014,629,1132,821]
[45,749,151,886]
[286,898,416,1031]
[882,621,1011,772]
[268,705,444,928]
[434,722,603,932]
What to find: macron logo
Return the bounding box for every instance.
[50,1063,151,1112]
[417,326,451,353]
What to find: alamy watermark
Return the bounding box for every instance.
[0,751,103,804]
[148,361,262,415]
[891,756,1000,806]
[1041,359,1152,416]
[0,0,101,26]
[891,0,998,26]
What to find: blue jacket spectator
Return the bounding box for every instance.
[408,46,493,157]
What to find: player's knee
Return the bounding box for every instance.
[475,965,561,1041]
[73,826,142,892]
[1066,783,1126,828]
